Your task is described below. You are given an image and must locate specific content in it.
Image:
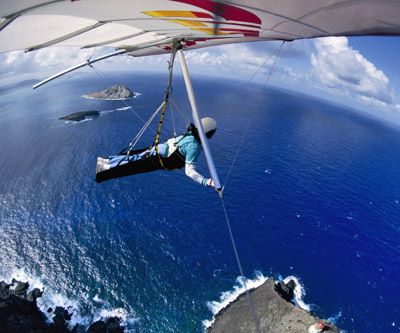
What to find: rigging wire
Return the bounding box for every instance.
[171,98,191,123]
[216,41,285,333]
[169,96,177,137]
[220,196,262,333]
[223,41,285,189]
[89,43,188,165]
[154,41,178,168]
[122,101,165,154]
[88,63,156,134]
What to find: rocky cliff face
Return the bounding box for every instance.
[83,85,135,100]
[0,279,125,333]
[207,279,340,333]
[1,277,340,333]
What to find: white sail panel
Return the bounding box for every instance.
[56,24,143,48]
[0,15,98,52]
[0,0,55,17]
[1,0,400,55]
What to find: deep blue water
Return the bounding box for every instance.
[0,72,399,332]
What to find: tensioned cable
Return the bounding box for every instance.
[169,96,177,137]
[124,101,165,153]
[216,41,285,333]
[154,42,178,169]
[88,63,157,134]
[171,98,191,123]
[220,196,262,333]
[90,46,189,170]
[114,101,165,166]
[222,41,285,190]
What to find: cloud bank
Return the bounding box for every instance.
[1,37,399,114]
[311,37,396,107]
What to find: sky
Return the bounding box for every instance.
[1,35,400,125]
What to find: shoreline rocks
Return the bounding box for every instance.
[207,278,340,333]
[0,279,125,333]
[1,277,340,333]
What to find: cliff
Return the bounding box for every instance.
[207,279,340,333]
[0,279,125,333]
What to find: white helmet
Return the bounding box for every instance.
[201,117,217,138]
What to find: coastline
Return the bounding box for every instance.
[206,277,340,333]
[0,278,126,333]
[1,273,340,333]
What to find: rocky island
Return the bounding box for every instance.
[59,110,100,122]
[207,278,339,333]
[82,84,135,100]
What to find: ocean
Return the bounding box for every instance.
[0,71,399,332]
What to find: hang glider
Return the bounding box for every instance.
[1,0,400,57]
[2,0,400,194]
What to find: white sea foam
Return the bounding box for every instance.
[93,294,106,303]
[0,268,138,330]
[76,118,94,123]
[283,275,310,311]
[116,106,133,111]
[202,271,268,329]
[93,307,128,323]
[327,311,342,324]
[98,106,132,115]
[100,109,115,115]
[203,273,312,330]
[1,268,91,328]
[62,105,133,124]
[82,97,133,101]
[82,92,140,100]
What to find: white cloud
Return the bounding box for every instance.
[0,40,308,86]
[183,44,268,77]
[185,50,227,68]
[311,37,395,106]
[2,38,398,115]
[181,43,301,85]
[0,47,108,76]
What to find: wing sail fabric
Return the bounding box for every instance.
[1,0,400,55]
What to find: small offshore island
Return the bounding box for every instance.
[59,110,100,122]
[82,84,136,100]
[60,84,137,122]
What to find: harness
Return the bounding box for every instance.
[157,125,197,170]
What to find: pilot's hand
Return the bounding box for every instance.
[206,178,215,187]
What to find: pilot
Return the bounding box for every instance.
[96,117,217,187]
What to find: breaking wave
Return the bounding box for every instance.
[0,269,138,332]
[283,275,310,311]
[202,272,311,330]
[82,92,140,101]
[61,106,134,124]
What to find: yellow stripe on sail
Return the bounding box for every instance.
[168,19,207,27]
[195,28,229,35]
[144,11,198,18]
